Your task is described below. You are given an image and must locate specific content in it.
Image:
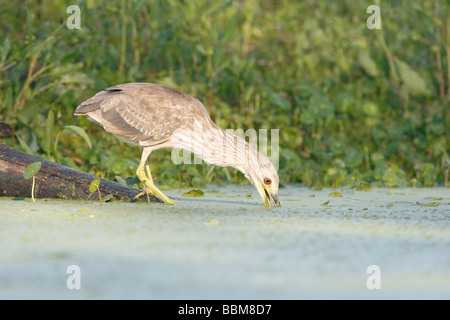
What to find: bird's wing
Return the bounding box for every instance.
[75,83,211,147]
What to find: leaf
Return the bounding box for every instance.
[103,194,115,202]
[358,51,379,77]
[336,92,355,114]
[328,192,343,197]
[182,189,204,197]
[421,202,439,207]
[213,12,238,70]
[24,162,41,180]
[310,94,334,116]
[344,151,362,168]
[270,92,291,109]
[45,109,55,156]
[111,161,127,175]
[89,178,101,193]
[362,101,380,117]
[63,125,92,149]
[115,176,128,186]
[382,171,398,187]
[394,57,431,96]
[0,38,11,66]
[15,133,33,155]
[353,181,372,191]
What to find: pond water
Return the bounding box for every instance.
[0,185,449,299]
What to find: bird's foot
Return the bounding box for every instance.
[161,198,178,205]
[136,182,177,205]
[134,187,154,203]
[152,188,177,205]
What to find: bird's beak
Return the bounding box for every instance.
[261,183,281,208]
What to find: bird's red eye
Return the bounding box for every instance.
[264,178,272,185]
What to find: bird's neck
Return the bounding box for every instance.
[212,128,261,173]
[176,124,263,175]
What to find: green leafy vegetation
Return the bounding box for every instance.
[23,161,41,203]
[89,177,102,204]
[328,192,343,197]
[1,1,449,189]
[182,189,205,197]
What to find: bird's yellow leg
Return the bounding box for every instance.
[144,164,177,204]
[134,169,154,199]
[134,155,176,205]
[133,186,153,203]
[133,172,153,201]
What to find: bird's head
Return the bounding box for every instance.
[245,160,280,208]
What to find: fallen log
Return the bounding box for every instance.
[0,142,160,202]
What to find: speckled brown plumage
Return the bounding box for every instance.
[75,83,214,147]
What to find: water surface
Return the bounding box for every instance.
[0,185,449,299]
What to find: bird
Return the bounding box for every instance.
[74,83,280,207]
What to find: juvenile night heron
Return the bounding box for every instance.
[74,83,280,207]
